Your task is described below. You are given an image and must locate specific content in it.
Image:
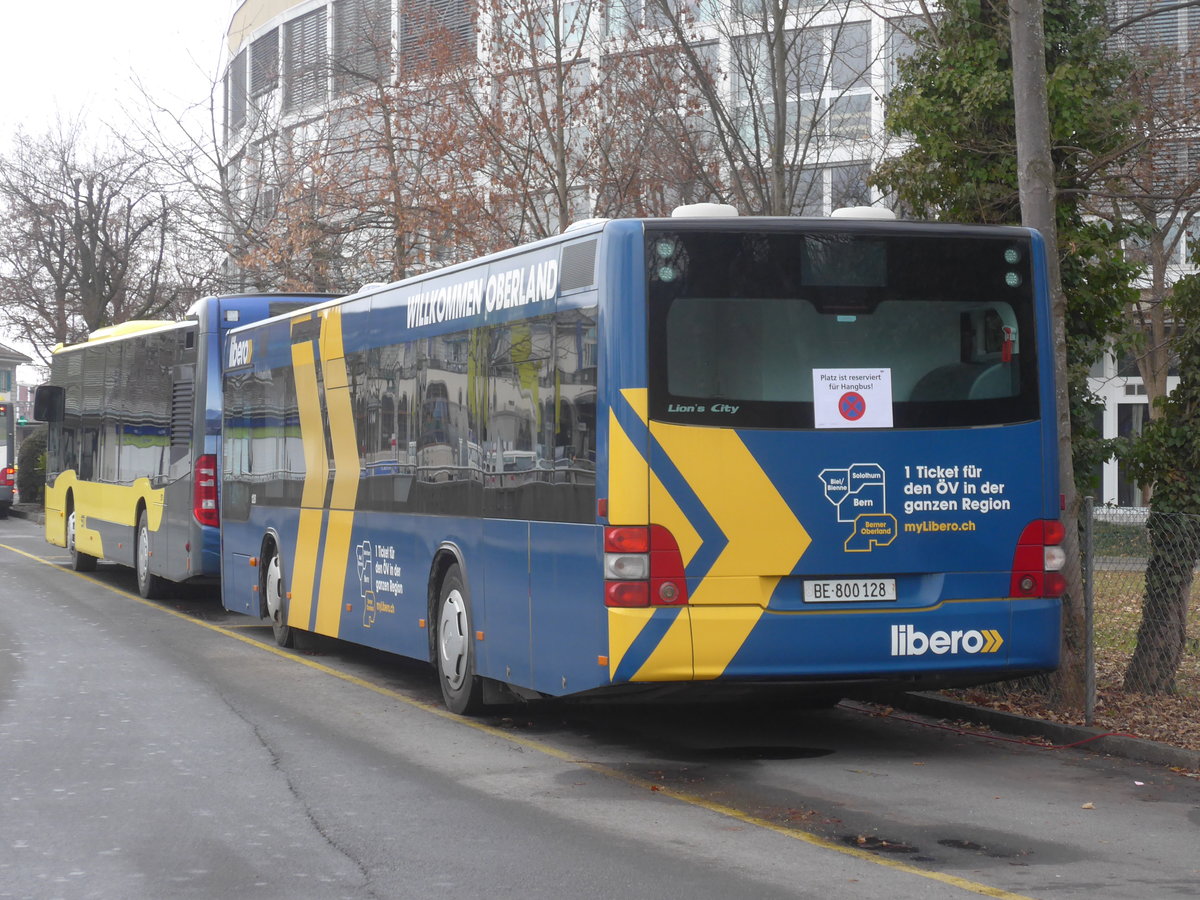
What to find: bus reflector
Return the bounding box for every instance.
[604,525,689,608]
[1010,519,1065,598]
[193,454,219,527]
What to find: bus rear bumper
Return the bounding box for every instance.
[610,598,1061,686]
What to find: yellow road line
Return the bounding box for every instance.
[1,542,1036,900]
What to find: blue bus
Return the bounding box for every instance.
[219,208,1065,713]
[33,294,334,597]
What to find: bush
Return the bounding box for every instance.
[16,426,47,505]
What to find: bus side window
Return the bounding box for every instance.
[79,429,98,482]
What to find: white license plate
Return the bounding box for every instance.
[804,578,897,603]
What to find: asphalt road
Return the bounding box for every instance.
[1,514,1197,899]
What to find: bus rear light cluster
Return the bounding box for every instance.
[193,454,220,528]
[0,466,13,488]
[604,525,689,608]
[1010,519,1066,598]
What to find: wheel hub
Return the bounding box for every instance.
[137,524,150,581]
[265,556,284,621]
[439,590,468,690]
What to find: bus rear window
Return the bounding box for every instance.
[646,228,1040,429]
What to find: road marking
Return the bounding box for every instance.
[1,542,1037,900]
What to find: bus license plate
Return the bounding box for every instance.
[804,578,897,603]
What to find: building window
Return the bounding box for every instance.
[400,0,474,75]
[731,21,873,151]
[830,161,870,209]
[225,50,247,135]
[885,16,922,94]
[334,0,392,95]
[251,29,280,103]
[285,7,329,112]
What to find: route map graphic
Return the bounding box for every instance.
[819,463,898,551]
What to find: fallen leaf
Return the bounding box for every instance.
[1081,802,1095,809]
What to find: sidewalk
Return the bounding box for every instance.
[8,502,44,525]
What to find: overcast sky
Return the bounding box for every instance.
[1,2,240,378]
[1,1,237,137]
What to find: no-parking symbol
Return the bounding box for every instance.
[838,391,866,421]
[812,368,894,428]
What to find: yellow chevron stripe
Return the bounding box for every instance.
[312,309,358,639]
[690,606,765,679]
[288,508,324,630]
[319,310,359,510]
[650,470,703,567]
[291,337,329,509]
[630,609,693,681]
[289,330,329,632]
[606,608,696,682]
[606,389,649,524]
[607,608,656,679]
[315,509,354,637]
[649,423,810,596]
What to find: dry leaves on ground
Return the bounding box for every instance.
[947,681,1200,754]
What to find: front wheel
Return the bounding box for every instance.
[263,546,294,648]
[135,509,168,599]
[67,508,97,572]
[436,565,484,715]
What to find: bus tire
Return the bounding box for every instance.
[263,543,295,648]
[435,564,484,715]
[135,509,168,599]
[67,507,97,572]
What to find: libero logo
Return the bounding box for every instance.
[227,336,254,369]
[890,625,1004,656]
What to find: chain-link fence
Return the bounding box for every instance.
[1086,503,1200,715]
[954,504,1200,737]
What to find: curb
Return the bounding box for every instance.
[8,504,45,526]
[886,691,1200,771]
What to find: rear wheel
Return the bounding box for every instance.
[135,509,168,599]
[67,508,97,572]
[436,565,484,715]
[264,545,294,648]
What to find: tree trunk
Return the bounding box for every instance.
[1009,0,1086,711]
[1123,511,1200,693]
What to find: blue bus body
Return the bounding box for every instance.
[220,216,1063,710]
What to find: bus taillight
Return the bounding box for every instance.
[0,466,13,488]
[1010,520,1066,598]
[193,454,219,528]
[604,525,689,608]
